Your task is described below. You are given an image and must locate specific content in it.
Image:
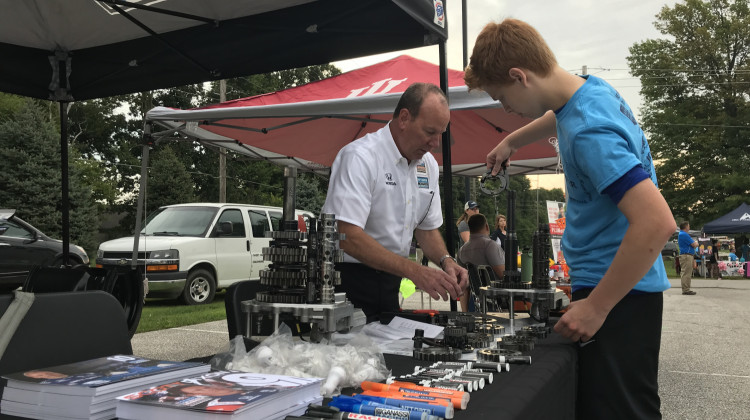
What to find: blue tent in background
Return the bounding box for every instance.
[702,203,750,234]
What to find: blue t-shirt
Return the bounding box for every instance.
[678,231,696,255]
[554,75,669,293]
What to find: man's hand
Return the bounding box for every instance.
[553,298,608,342]
[409,264,464,301]
[443,258,469,293]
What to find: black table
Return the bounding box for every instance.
[378,331,577,420]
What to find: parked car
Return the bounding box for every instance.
[661,241,678,258]
[96,203,314,305]
[0,209,90,292]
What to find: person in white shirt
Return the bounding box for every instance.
[322,83,468,322]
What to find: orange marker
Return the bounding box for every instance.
[359,381,469,410]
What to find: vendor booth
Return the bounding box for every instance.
[703,203,750,278]
[0,3,576,419]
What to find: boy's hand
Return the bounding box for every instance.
[486,140,514,175]
[553,298,608,342]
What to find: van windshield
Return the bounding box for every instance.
[142,207,219,237]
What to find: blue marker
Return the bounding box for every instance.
[329,396,426,420]
[351,394,454,419]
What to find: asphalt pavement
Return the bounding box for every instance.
[131,277,750,420]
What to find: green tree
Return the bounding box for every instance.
[0,97,98,253]
[295,173,327,214]
[627,0,750,225]
[146,145,197,211]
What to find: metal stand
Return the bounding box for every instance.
[479,286,565,334]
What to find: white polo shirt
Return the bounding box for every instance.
[322,123,443,263]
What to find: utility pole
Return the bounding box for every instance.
[219,79,227,203]
[462,0,471,205]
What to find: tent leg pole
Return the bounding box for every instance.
[439,37,458,313]
[132,125,151,269]
[60,102,70,267]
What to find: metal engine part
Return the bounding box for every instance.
[413,347,462,362]
[479,168,509,196]
[443,326,468,350]
[476,323,505,335]
[497,335,535,352]
[519,325,550,339]
[477,348,523,362]
[242,167,365,342]
[467,332,494,349]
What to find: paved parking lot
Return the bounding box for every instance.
[131,278,750,419]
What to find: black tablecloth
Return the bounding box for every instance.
[380,332,577,420]
[1,329,578,420]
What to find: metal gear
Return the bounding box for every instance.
[264,230,309,241]
[467,332,494,349]
[443,326,468,349]
[477,348,522,362]
[259,269,308,287]
[520,325,550,339]
[255,289,306,304]
[454,315,475,332]
[497,336,535,352]
[413,347,462,362]
[262,247,307,263]
[476,324,505,335]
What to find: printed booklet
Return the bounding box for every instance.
[1,355,210,420]
[116,370,323,420]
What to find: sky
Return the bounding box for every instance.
[333,0,680,190]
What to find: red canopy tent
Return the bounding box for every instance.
[147,55,559,176]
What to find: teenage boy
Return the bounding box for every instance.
[464,19,676,419]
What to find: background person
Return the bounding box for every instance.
[741,237,750,262]
[322,82,468,322]
[456,201,480,246]
[465,18,675,420]
[678,222,698,295]
[457,213,505,312]
[457,213,506,280]
[708,238,721,279]
[490,213,507,248]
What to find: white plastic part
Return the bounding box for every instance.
[255,345,279,367]
[321,365,346,397]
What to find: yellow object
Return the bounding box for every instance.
[400,278,416,299]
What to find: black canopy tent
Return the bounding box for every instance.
[0,0,453,264]
[702,203,750,234]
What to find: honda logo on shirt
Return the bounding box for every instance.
[385,173,396,186]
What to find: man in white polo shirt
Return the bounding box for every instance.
[322,82,468,322]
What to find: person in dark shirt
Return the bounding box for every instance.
[489,213,507,249]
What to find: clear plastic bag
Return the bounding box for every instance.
[210,324,390,397]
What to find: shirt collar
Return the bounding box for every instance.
[382,121,405,165]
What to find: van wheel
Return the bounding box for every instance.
[182,269,216,305]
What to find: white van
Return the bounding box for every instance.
[96,203,313,305]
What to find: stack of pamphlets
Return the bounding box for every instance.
[0,355,210,420]
[116,370,323,420]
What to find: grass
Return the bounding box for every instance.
[135,291,227,334]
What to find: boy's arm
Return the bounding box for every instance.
[553,179,676,342]
[487,111,557,175]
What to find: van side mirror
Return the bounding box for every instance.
[217,221,233,236]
